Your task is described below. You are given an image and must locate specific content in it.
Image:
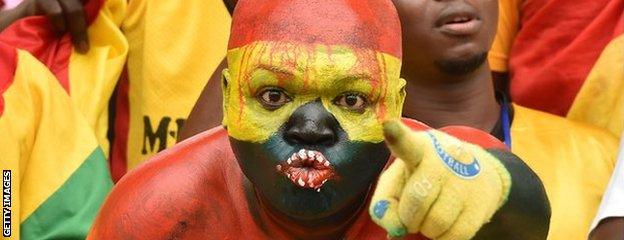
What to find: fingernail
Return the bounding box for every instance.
[388,227,407,238]
[373,200,390,219]
[383,121,401,144]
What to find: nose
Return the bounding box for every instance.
[284,100,339,146]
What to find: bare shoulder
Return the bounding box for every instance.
[89,127,237,239]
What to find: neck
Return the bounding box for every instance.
[250,184,369,240]
[401,64,499,132]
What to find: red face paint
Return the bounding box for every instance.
[229,0,402,59]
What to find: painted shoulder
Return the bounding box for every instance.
[402,118,508,150]
[89,127,239,239]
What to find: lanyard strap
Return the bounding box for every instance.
[501,103,512,149]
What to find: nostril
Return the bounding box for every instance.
[316,129,337,146]
[285,127,337,146]
[285,129,305,145]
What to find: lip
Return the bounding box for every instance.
[435,10,482,36]
[276,149,336,192]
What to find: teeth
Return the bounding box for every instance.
[316,188,321,193]
[288,150,331,167]
[450,16,470,23]
[286,173,291,178]
[298,177,305,187]
[298,149,307,160]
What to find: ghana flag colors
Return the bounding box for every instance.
[0,43,112,239]
[0,0,231,182]
[489,0,624,136]
[0,0,128,158]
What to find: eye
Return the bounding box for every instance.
[334,93,368,112]
[257,88,291,110]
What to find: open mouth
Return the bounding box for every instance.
[276,149,336,192]
[436,11,482,36]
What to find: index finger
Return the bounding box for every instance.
[58,0,89,53]
[383,120,430,168]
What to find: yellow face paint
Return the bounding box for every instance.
[223,41,405,143]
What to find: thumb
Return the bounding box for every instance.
[383,120,429,169]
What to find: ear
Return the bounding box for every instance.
[397,78,407,115]
[221,68,231,127]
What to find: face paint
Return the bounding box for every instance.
[224,0,403,222]
[224,41,404,220]
[224,42,404,143]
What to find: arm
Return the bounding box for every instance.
[370,120,550,239]
[90,128,232,239]
[177,58,227,142]
[590,218,624,240]
[473,149,550,240]
[589,139,624,240]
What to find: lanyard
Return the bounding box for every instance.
[501,103,512,149]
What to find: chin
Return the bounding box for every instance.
[435,51,488,76]
[229,131,390,221]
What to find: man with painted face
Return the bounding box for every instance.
[88,0,549,239]
[391,0,618,239]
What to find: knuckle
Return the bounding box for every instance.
[427,212,454,231]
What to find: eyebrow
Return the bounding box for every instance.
[336,74,372,82]
[255,64,295,76]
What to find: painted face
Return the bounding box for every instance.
[393,0,498,76]
[222,40,405,220]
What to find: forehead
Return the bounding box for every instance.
[227,41,397,89]
[230,0,402,59]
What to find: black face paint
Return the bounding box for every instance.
[229,100,390,221]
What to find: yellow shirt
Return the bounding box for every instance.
[487,0,521,72]
[120,0,232,169]
[511,105,618,240]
